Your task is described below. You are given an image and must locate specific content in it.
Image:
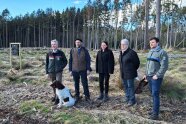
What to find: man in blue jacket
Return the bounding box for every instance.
[144,37,168,120]
[69,39,91,102]
[46,39,67,104]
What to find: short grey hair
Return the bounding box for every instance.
[51,39,58,45]
[120,39,129,45]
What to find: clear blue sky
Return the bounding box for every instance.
[1,0,185,17]
[0,0,87,17]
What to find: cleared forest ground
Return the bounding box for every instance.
[0,48,186,124]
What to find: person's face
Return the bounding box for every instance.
[75,40,82,48]
[51,42,58,50]
[101,42,107,50]
[149,39,158,49]
[120,43,128,51]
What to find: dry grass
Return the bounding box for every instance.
[0,48,186,123]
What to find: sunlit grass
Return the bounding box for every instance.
[51,110,98,124]
[19,100,50,115]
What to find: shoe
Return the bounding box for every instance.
[149,114,159,120]
[148,111,153,116]
[122,98,129,104]
[75,95,80,102]
[85,96,91,101]
[103,94,109,102]
[127,102,136,107]
[97,93,104,100]
[54,98,59,105]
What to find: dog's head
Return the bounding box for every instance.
[50,80,65,89]
[135,78,148,94]
[141,78,148,86]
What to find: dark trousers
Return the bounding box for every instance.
[72,71,90,98]
[147,76,163,115]
[99,73,110,94]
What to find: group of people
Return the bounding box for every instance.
[45,37,168,120]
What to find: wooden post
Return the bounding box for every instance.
[10,43,22,70]
[10,43,12,68]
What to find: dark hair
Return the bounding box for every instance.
[149,37,159,43]
[102,41,108,46]
[75,38,83,42]
[50,80,65,89]
[100,41,109,50]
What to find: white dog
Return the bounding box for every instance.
[50,80,75,108]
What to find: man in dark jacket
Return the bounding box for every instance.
[119,39,140,107]
[69,39,91,102]
[46,39,67,104]
[144,37,168,120]
[96,41,115,102]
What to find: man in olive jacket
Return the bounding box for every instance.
[119,39,140,107]
[144,37,168,120]
[46,39,67,104]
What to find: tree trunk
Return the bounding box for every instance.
[169,20,173,48]
[165,24,170,49]
[34,22,36,47]
[135,28,139,51]
[62,24,65,48]
[6,22,8,47]
[73,16,75,43]
[83,19,86,46]
[39,23,41,47]
[156,0,161,38]
[144,0,149,50]
[174,31,177,48]
[66,21,69,48]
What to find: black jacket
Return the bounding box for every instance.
[46,49,67,74]
[96,48,115,74]
[119,48,140,79]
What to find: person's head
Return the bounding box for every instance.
[120,39,129,51]
[51,39,58,50]
[149,37,159,49]
[75,38,82,48]
[101,41,108,50]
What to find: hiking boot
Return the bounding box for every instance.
[148,111,153,116]
[97,93,104,100]
[122,98,129,104]
[75,95,80,102]
[85,96,91,101]
[127,102,136,107]
[149,114,159,120]
[103,94,109,102]
[54,98,59,105]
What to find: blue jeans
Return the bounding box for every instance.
[122,79,136,104]
[72,71,90,98]
[147,76,163,115]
